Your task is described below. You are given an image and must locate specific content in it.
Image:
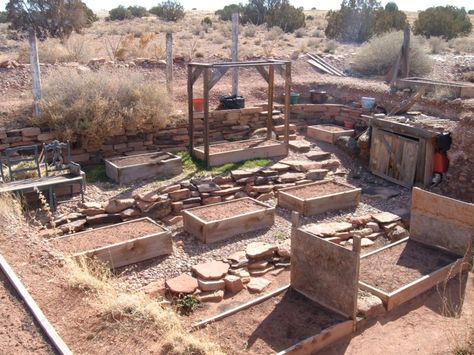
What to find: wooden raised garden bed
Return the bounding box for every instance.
[52,217,172,268]
[278,180,361,216]
[193,138,287,167]
[105,152,182,185]
[183,197,275,243]
[359,238,467,311]
[307,124,354,144]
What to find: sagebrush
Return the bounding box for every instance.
[35,69,172,146]
[352,31,432,76]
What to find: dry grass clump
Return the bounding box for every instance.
[265,26,283,41]
[428,37,448,54]
[449,37,474,54]
[65,257,223,354]
[34,69,172,146]
[243,24,257,38]
[18,39,73,64]
[352,31,433,76]
[0,193,24,226]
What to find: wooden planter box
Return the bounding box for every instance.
[307,125,354,144]
[193,138,287,167]
[183,197,275,243]
[278,180,361,216]
[105,152,182,185]
[52,217,172,268]
[359,238,468,311]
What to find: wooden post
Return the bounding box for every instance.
[401,26,410,78]
[351,235,361,325]
[231,13,239,96]
[28,28,42,117]
[291,211,300,228]
[187,65,194,154]
[166,32,173,95]
[284,62,291,147]
[203,67,210,167]
[266,65,274,140]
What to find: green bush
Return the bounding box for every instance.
[128,6,148,18]
[35,69,172,146]
[0,11,8,23]
[107,6,132,21]
[201,16,212,26]
[150,0,185,22]
[325,0,408,43]
[414,6,472,39]
[215,4,244,21]
[352,31,432,76]
[265,1,305,33]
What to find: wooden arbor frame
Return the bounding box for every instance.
[187,60,292,167]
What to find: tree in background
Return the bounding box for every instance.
[6,0,94,115]
[215,4,245,22]
[150,0,185,22]
[0,11,8,23]
[373,2,407,35]
[414,6,472,39]
[107,5,149,21]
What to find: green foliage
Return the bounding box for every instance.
[83,165,108,183]
[177,151,271,176]
[128,5,148,18]
[265,1,305,33]
[107,5,132,21]
[176,295,200,315]
[215,4,244,21]
[149,0,185,22]
[201,16,212,26]
[414,6,472,39]
[0,11,8,23]
[325,0,407,43]
[6,0,94,39]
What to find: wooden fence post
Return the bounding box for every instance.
[28,28,42,117]
[166,32,173,95]
[231,13,239,96]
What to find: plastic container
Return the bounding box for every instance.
[219,95,245,109]
[361,97,376,110]
[433,152,449,173]
[310,90,328,104]
[290,92,300,104]
[192,98,204,112]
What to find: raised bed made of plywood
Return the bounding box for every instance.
[307,124,355,144]
[183,197,275,243]
[278,180,361,217]
[358,237,468,311]
[193,138,287,167]
[105,152,182,185]
[52,217,172,268]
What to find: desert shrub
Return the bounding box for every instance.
[201,16,212,26]
[150,0,185,22]
[307,38,319,49]
[324,40,338,53]
[107,5,132,21]
[35,69,172,146]
[265,26,283,41]
[306,15,314,21]
[295,28,305,38]
[243,24,257,37]
[428,37,448,54]
[215,4,244,21]
[325,0,408,43]
[0,11,8,23]
[265,1,305,32]
[414,6,472,39]
[352,31,432,76]
[17,39,72,63]
[128,6,148,18]
[449,37,474,53]
[311,29,324,38]
[65,34,94,63]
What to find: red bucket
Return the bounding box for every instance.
[193,98,204,112]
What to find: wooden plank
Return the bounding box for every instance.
[188,65,194,153]
[284,61,291,147]
[255,66,269,83]
[410,188,474,257]
[307,59,335,75]
[209,67,229,90]
[267,65,275,140]
[278,319,354,354]
[0,254,72,355]
[313,53,346,77]
[307,53,344,77]
[307,125,354,144]
[370,116,438,139]
[231,12,239,95]
[358,281,389,303]
[423,137,436,186]
[165,32,173,95]
[192,285,289,329]
[190,67,203,86]
[291,228,360,318]
[203,67,210,167]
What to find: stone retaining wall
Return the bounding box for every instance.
[0,104,364,165]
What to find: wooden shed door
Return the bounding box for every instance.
[370,128,419,187]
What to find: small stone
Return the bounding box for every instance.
[249,265,274,276]
[120,208,140,219]
[246,242,277,260]
[247,277,271,293]
[372,212,402,224]
[306,151,331,161]
[306,169,329,181]
[367,232,384,241]
[224,275,244,294]
[281,160,321,172]
[166,274,198,294]
[198,290,224,303]
[197,183,221,193]
[59,219,86,233]
[192,261,230,280]
[159,184,181,193]
[366,222,380,232]
[168,188,191,201]
[203,196,222,205]
[198,278,225,292]
[348,238,375,247]
[389,225,409,242]
[163,215,183,226]
[103,198,135,214]
[227,251,248,268]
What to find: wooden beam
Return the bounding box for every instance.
[231,12,239,95]
[284,61,291,147]
[28,28,42,117]
[0,254,72,355]
[267,65,275,140]
[203,67,210,168]
[255,66,269,83]
[209,67,229,90]
[187,65,194,153]
[190,67,203,86]
[165,32,173,95]
[192,285,289,329]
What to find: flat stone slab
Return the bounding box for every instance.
[224,275,244,293]
[166,274,198,294]
[247,277,271,293]
[306,151,331,161]
[278,172,306,183]
[289,140,311,152]
[246,242,277,259]
[372,212,402,224]
[281,160,321,172]
[192,261,230,280]
[198,290,224,303]
[269,163,291,172]
[198,278,226,292]
[304,222,353,237]
[227,250,248,268]
[103,198,135,214]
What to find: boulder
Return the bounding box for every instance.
[166,274,198,294]
[120,208,141,219]
[276,240,291,258]
[247,277,271,293]
[278,172,305,183]
[197,183,221,193]
[192,261,230,280]
[103,198,135,214]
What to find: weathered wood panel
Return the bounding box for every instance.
[291,228,360,318]
[410,188,474,257]
[307,125,354,144]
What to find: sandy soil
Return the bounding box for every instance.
[205,139,280,154]
[191,198,265,221]
[285,180,352,198]
[110,152,172,167]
